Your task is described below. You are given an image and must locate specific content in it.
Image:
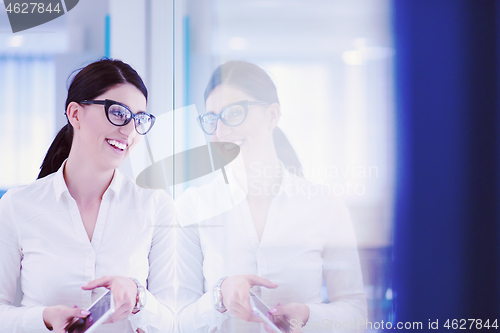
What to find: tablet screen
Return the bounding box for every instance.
[66,291,113,333]
[250,291,270,314]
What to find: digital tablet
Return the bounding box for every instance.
[66,290,115,333]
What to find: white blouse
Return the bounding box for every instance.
[0,163,175,333]
[175,165,367,333]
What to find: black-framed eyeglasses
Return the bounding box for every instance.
[80,99,156,135]
[197,100,268,135]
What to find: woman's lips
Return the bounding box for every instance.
[106,139,128,154]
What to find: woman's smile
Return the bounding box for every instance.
[106,138,128,154]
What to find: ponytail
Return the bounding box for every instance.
[273,127,303,177]
[37,124,73,179]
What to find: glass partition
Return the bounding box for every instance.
[172,0,395,331]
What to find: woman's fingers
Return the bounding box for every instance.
[80,276,138,325]
[269,302,309,333]
[269,304,285,315]
[274,315,292,333]
[221,274,280,323]
[247,275,279,289]
[100,277,137,323]
[266,307,291,333]
[43,306,91,333]
[70,307,91,318]
[81,276,112,290]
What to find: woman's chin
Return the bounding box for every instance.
[98,154,125,171]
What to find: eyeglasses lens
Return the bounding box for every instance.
[200,114,219,134]
[108,104,153,135]
[108,104,131,125]
[135,114,153,135]
[200,105,246,135]
[221,105,245,126]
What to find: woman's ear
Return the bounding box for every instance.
[66,102,82,130]
[267,103,281,130]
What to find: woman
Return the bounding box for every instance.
[0,59,175,333]
[176,61,367,332]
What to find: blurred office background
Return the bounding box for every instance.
[174,0,394,326]
[1,0,498,330]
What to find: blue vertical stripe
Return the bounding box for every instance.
[104,14,111,58]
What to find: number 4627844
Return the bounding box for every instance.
[5,2,61,14]
[444,319,498,330]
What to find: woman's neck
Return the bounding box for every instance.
[241,149,283,199]
[64,154,114,203]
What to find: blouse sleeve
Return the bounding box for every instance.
[0,191,50,333]
[127,190,176,333]
[304,197,367,333]
[176,224,230,333]
[175,189,229,333]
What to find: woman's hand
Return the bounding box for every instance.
[43,305,90,333]
[220,274,278,322]
[265,302,310,333]
[260,302,289,333]
[82,276,138,323]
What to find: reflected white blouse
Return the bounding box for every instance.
[176,165,367,333]
[0,163,175,333]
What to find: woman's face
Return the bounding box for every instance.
[205,84,278,157]
[69,83,147,171]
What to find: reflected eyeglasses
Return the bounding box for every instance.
[197,100,268,135]
[80,99,156,135]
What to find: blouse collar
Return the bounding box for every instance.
[53,159,123,201]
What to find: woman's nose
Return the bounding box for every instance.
[214,119,231,138]
[119,119,137,138]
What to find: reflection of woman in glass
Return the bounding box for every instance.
[0,59,175,333]
[177,61,366,332]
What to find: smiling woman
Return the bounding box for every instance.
[37,59,150,179]
[0,59,176,333]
